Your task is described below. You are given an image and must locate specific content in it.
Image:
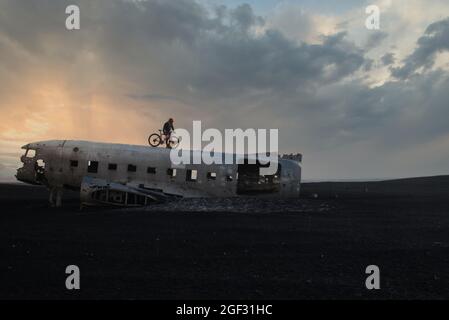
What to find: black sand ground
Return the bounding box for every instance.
[1,177,449,299]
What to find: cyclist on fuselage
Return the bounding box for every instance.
[162,118,175,148]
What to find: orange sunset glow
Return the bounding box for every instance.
[1,0,449,182]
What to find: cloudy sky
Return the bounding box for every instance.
[1,0,449,181]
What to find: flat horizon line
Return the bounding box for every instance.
[2,173,449,185]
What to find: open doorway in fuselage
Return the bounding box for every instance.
[237,159,281,195]
[34,159,47,184]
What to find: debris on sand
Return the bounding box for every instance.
[126,197,333,214]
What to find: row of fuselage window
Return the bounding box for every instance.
[69,160,233,182]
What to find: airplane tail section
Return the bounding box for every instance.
[281,153,302,163]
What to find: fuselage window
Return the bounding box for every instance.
[186,169,198,182]
[70,160,78,167]
[26,149,36,158]
[128,164,137,172]
[87,160,98,173]
[108,163,117,170]
[167,168,176,177]
[147,167,156,174]
[207,172,217,180]
[36,159,45,169]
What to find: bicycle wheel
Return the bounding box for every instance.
[148,133,162,147]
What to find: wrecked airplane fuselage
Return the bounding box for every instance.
[16,140,302,207]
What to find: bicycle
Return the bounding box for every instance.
[148,130,181,148]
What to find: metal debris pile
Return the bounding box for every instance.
[127,198,333,214]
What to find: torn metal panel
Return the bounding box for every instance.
[80,176,160,207]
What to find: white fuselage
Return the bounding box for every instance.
[17,140,302,199]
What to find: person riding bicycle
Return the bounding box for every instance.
[163,118,175,148]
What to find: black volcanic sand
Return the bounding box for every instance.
[1,178,449,299]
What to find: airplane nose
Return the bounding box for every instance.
[16,164,36,184]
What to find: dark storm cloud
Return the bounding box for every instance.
[228,3,264,32]
[0,0,367,100]
[320,70,449,147]
[135,3,364,99]
[392,17,449,79]
[364,31,388,50]
[189,30,366,99]
[381,52,395,66]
